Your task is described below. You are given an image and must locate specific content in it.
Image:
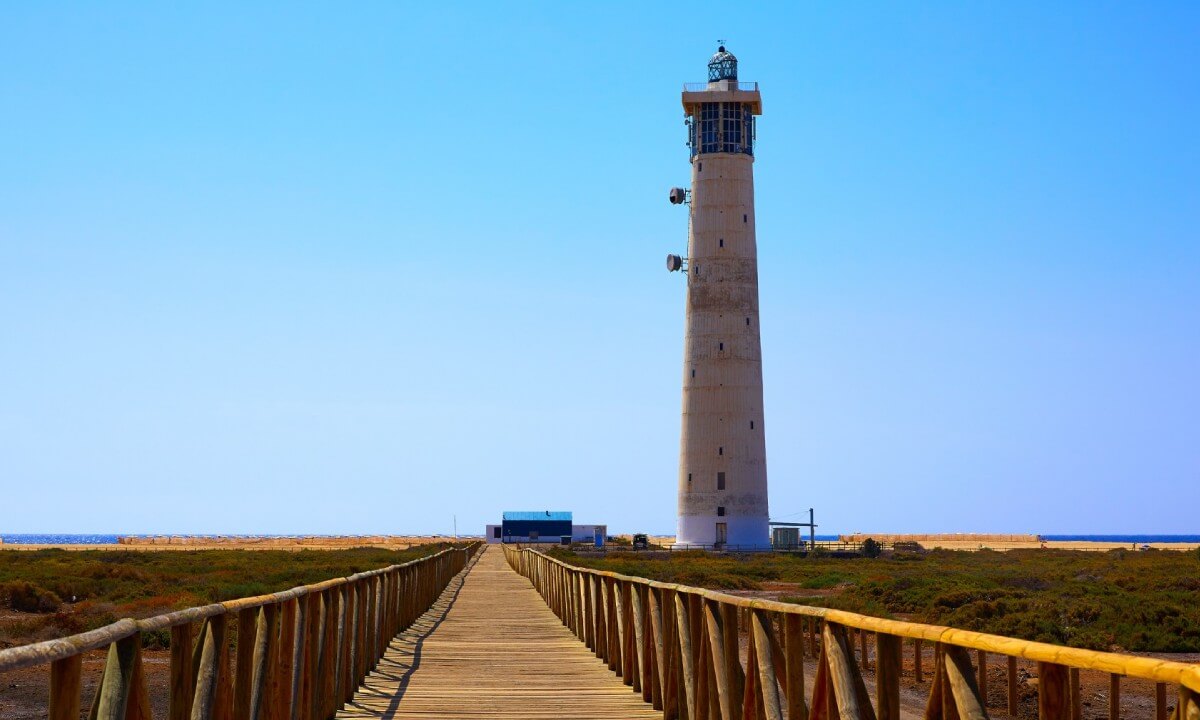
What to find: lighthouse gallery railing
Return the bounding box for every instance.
[504,544,1200,720]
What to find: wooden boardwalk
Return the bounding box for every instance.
[336,546,660,719]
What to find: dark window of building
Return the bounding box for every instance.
[719,446,723,456]
[691,369,695,378]
[699,162,703,172]
[717,506,726,517]
[717,472,726,490]
[750,421,755,429]
[719,238,724,248]
[743,214,748,223]
[492,526,501,539]
[688,473,693,483]
[719,342,724,351]
[745,317,750,326]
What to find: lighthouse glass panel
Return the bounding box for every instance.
[721,103,742,153]
[699,103,720,154]
[694,103,754,156]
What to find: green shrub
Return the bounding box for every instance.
[3,581,63,612]
[862,538,882,559]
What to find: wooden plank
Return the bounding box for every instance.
[48,655,82,720]
[1109,674,1120,720]
[336,546,659,719]
[876,633,902,720]
[1008,656,1019,717]
[821,622,876,720]
[750,610,783,720]
[942,644,987,720]
[1038,662,1069,720]
[785,614,808,720]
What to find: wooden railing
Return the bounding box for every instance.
[0,542,479,719]
[505,545,1200,720]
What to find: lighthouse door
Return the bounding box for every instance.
[715,522,728,547]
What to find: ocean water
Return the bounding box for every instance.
[3,534,1198,545]
[1040,535,1200,543]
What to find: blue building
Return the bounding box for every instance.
[484,511,607,546]
[498,511,571,542]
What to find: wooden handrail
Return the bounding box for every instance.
[504,544,1200,720]
[1,542,481,719]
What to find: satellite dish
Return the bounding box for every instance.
[666,254,683,272]
[669,187,688,205]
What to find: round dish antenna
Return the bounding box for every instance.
[666,254,684,272]
[669,187,689,205]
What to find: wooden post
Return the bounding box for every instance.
[675,594,696,717]
[631,584,647,698]
[1108,674,1120,720]
[128,642,154,720]
[1038,662,1069,720]
[1008,655,1019,717]
[721,602,746,710]
[169,624,195,720]
[288,597,307,720]
[943,645,987,720]
[914,639,923,683]
[876,634,902,720]
[249,606,273,720]
[48,655,83,720]
[704,600,736,720]
[820,623,873,720]
[784,615,808,720]
[192,616,226,720]
[750,610,784,720]
[1069,668,1082,720]
[976,650,987,707]
[91,634,142,720]
[235,609,255,720]
[859,629,869,671]
[1155,682,1167,720]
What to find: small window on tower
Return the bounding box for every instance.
[717,472,726,490]
[719,238,724,248]
[717,506,726,517]
[691,369,695,378]
[750,421,755,429]
[719,446,723,456]
[698,162,703,172]
[719,342,724,351]
[688,473,693,483]
[743,214,748,223]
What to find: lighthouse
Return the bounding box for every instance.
[667,47,769,548]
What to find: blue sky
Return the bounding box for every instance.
[1,3,1196,535]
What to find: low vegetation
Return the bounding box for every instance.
[0,544,457,647]
[549,547,1200,653]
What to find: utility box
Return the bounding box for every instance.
[772,527,800,549]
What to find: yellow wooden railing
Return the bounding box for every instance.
[0,543,480,720]
[504,544,1200,720]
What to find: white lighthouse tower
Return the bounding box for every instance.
[667,46,769,548]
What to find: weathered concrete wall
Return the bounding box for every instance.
[676,85,769,548]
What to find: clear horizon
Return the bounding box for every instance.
[2,3,1197,536]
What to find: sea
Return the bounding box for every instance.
[4,534,1199,545]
